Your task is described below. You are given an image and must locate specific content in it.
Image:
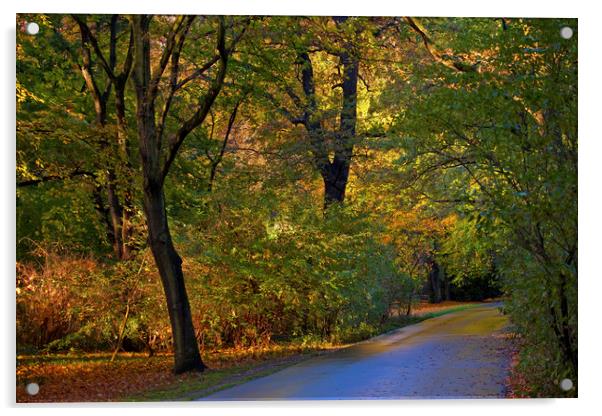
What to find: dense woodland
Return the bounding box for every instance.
[16,15,577,396]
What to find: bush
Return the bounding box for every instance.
[178,193,410,349]
[16,245,171,354]
[16,192,417,354]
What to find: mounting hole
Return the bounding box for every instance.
[559,378,573,391]
[25,22,40,35]
[26,382,40,395]
[560,26,573,40]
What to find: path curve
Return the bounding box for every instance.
[200,303,512,400]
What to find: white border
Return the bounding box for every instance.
[11,0,581,17]
[3,1,600,415]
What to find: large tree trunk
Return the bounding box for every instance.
[322,162,349,208]
[130,14,207,373]
[299,17,359,210]
[143,181,204,373]
[322,29,358,209]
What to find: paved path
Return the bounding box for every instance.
[200,303,512,400]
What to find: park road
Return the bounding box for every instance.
[200,303,513,400]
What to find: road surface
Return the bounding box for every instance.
[200,303,512,400]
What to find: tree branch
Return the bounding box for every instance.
[174,18,250,92]
[71,15,116,80]
[208,97,244,192]
[160,16,230,185]
[157,16,195,145]
[403,17,479,73]
[148,16,193,105]
[17,168,94,187]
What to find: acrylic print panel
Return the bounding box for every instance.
[16,14,577,402]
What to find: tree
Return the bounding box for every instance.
[71,14,136,260]
[393,17,577,388]
[236,17,368,209]
[129,14,245,373]
[297,17,359,208]
[17,14,138,260]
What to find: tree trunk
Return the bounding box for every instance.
[130,14,207,373]
[106,172,125,259]
[75,15,132,261]
[323,165,348,208]
[405,288,414,316]
[143,182,205,373]
[429,259,442,303]
[443,268,451,301]
[92,183,117,249]
[115,80,133,260]
[555,271,577,375]
[299,17,359,210]
[323,29,358,208]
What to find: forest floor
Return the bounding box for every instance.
[16,300,492,403]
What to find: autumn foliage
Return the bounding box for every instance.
[17,14,577,398]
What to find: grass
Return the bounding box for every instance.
[418,302,483,318]
[127,351,328,401]
[380,302,482,333]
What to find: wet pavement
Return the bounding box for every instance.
[200,303,512,400]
